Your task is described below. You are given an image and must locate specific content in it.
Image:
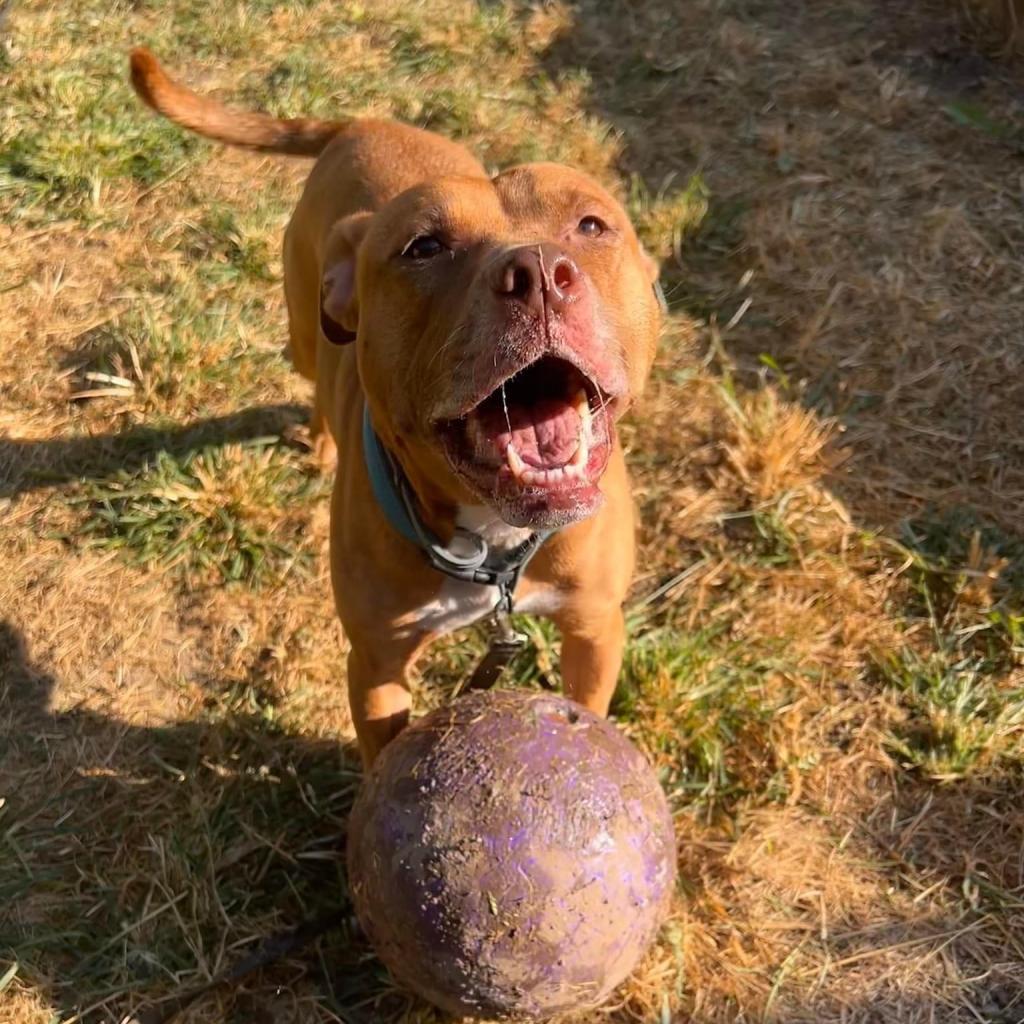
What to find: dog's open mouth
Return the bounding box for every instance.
[436,356,615,526]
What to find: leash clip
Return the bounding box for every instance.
[455,585,528,696]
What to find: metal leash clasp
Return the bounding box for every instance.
[456,583,528,695]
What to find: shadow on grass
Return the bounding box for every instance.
[0,618,424,1024]
[814,775,1024,1024]
[0,403,308,500]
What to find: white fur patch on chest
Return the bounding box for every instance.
[407,506,563,637]
[514,587,565,617]
[414,576,501,636]
[453,505,532,550]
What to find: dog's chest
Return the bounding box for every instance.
[410,507,561,635]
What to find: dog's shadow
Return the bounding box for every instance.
[0,618,420,1024]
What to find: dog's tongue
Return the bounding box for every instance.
[475,398,582,469]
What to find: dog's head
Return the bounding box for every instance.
[320,163,663,530]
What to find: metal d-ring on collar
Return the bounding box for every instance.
[361,406,553,611]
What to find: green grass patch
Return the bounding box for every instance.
[627,171,709,262]
[717,506,800,569]
[900,506,1024,605]
[878,506,1024,777]
[889,506,1024,666]
[0,59,201,221]
[176,205,276,284]
[239,50,362,119]
[66,274,290,418]
[878,646,1024,779]
[614,623,794,811]
[72,441,327,586]
[944,100,1024,152]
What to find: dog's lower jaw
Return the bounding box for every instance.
[494,485,607,531]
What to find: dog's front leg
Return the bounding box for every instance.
[346,636,424,768]
[555,606,626,717]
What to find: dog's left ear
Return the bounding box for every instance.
[320,211,374,344]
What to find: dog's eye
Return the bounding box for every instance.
[577,216,607,238]
[402,235,446,260]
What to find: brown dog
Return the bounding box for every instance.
[130,49,663,766]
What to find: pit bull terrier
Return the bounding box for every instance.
[129,49,663,765]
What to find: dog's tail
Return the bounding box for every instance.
[129,47,348,157]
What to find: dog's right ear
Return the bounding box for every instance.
[320,211,373,344]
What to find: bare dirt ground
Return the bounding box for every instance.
[2,1,1023,1022]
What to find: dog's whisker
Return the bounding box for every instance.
[501,381,512,437]
[425,322,468,375]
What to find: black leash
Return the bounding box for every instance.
[457,593,531,696]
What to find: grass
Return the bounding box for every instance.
[2,0,1024,1022]
[879,645,1024,778]
[875,507,1024,778]
[626,172,710,263]
[73,441,327,586]
[616,624,796,809]
[0,52,201,220]
[176,205,276,284]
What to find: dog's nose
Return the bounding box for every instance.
[492,244,582,315]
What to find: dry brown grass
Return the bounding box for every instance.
[963,0,1024,51]
[3,0,1024,1022]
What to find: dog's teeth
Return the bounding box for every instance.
[566,389,592,477]
[574,389,592,439]
[568,436,588,471]
[468,416,491,456]
[566,409,590,475]
[506,442,527,480]
[521,466,570,487]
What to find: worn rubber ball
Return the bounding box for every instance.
[346,689,676,1019]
